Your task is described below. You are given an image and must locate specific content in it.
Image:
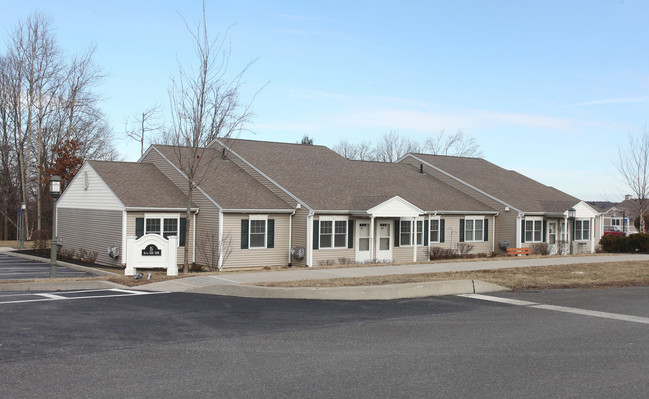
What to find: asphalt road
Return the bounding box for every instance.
[1,287,648,398]
[0,253,96,280]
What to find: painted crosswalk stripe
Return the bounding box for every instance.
[459,293,649,325]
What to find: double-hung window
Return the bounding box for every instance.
[319,217,348,249]
[429,219,440,243]
[249,219,267,248]
[524,219,543,242]
[400,220,413,246]
[416,220,424,246]
[464,217,484,242]
[574,219,590,241]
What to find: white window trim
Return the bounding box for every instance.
[524,217,543,243]
[429,216,441,244]
[464,216,485,242]
[144,213,181,246]
[574,219,591,242]
[400,217,425,247]
[249,215,268,249]
[319,216,348,250]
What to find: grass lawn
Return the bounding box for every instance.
[251,261,649,291]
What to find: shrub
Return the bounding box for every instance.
[456,243,474,258]
[530,243,549,255]
[58,247,76,260]
[429,246,457,261]
[32,230,51,256]
[599,234,649,253]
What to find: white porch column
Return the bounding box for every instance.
[306,212,314,267]
[412,217,417,262]
[369,216,375,261]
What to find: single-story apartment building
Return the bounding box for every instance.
[56,138,603,269]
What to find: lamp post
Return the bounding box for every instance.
[18,202,26,250]
[568,208,576,255]
[49,176,61,278]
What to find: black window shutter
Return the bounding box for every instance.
[542,220,547,242]
[424,220,429,245]
[484,219,489,242]
[136,218,144,238]
[521,220,526,243]
[348,220,354,249]
[459,219,465,242]
[394,219,400,247]
[267,219,274,248]
[313,220,319,250]
[440,219,445,243]
[179,218,187,246]
[241,219,249,249]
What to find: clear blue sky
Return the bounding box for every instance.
[2,0,648,201]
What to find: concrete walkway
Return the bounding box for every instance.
[139,254,649,300]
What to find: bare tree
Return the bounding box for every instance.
[164,3,261,273]
[332,138,358,159]
[125,104,162,156]
[374,130,421,162]
[616,127,649,233]
[424,130,483,157]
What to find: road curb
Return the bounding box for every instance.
[182,279,508,300]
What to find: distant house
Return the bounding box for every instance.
[590,195,639,235]
[56,139,601,269]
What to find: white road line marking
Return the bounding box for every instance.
[460,293,649,325]
[35,293,66,300]
[0,290,169,305]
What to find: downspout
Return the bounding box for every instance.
[121,210,127,266]
[306,211,314,267]
[288,208,296,266]
[516,213,524,248]
[492,213,498,253]
[217,209,224,270]
[193,209,199,264]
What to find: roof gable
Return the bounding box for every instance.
[367,196,423,218]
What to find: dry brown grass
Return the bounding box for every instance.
[254,261,649,290]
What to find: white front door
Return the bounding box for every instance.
[356,220,371,263]
[548,221,558,254]
[375,222,392,261]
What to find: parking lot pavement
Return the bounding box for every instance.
[0,253,97,280]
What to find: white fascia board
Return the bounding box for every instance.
[222,208,295,214]
[213,138,313,213]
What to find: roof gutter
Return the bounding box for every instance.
[221,208,296,214]
[125,207,200,212]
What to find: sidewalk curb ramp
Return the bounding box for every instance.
[181,279,508,300]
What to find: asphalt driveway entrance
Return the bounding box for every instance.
[0,253,97,280]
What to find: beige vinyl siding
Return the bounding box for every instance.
[126,212,187,265]
[291,208,309,267]
[57,208,123,266]
[224,214,290,268]
[58,163,123,211]
[313,248,354,266]
[494,211,518,252]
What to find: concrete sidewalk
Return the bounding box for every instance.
[139,254,649,300]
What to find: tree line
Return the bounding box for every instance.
[0,13,118,241]
[331,129,483,162]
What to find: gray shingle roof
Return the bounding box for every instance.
[215,139,495,213]
[88,160,192,208]
[152,145,293,210]
[409,153,580,213]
